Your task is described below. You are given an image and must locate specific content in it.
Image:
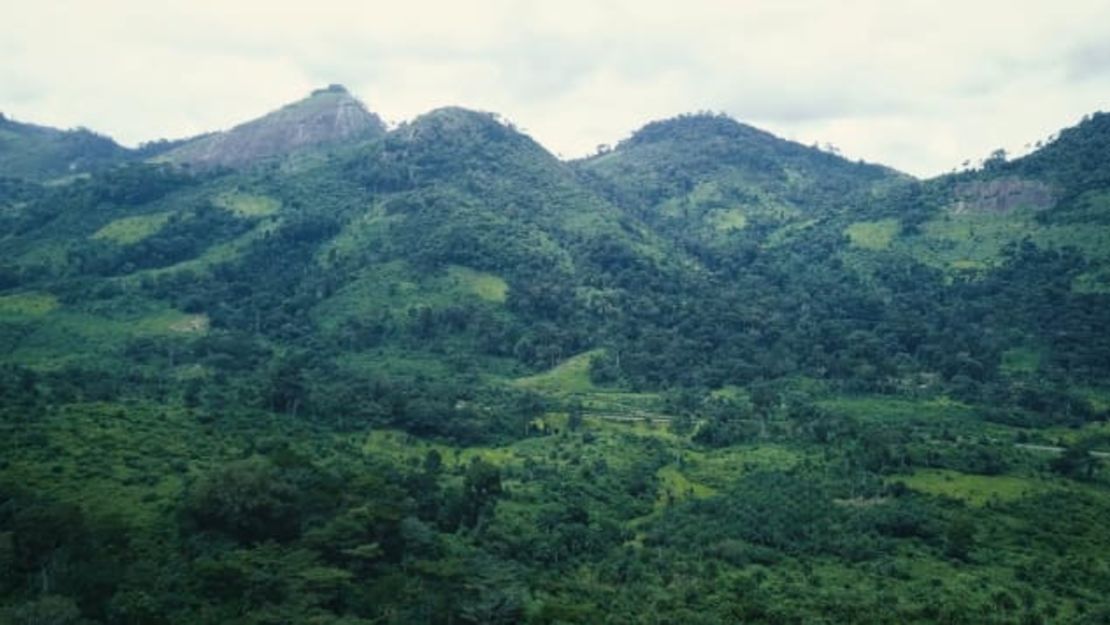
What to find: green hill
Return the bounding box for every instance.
[575,112,901,247]
[0,113,132,180]
[2,99,1108,421]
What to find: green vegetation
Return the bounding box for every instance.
[707,207,748,231]
[2,100,1110,623]
[846,218,899,250]
[91,211,173,244]
[213,192,281,217]
[0,292,58,316]
[1000,347,1042,374]
[513,350,603,394]
[892,469,1052,506]
[900,208,1110,271]
[816,395,975,424]
[0,115,132,180]
[447,265,508,302]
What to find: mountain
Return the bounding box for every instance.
[2,92,1110,624]
[575,113,901,246]
[0,113,131,180]
[339,106,676,273]
[161,84,386,169]
[2,96,1107,396]
[828,112,1110,293]
[1001,110,1110,198]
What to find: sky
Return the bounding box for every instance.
[2,0,1110,177]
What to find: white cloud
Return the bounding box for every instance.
[2,0,1109,176]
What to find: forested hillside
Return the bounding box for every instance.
[0,114,133,181]
[2,89,1109,624]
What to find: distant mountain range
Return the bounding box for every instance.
[1,86,1108,401]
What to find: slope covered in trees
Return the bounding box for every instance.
[1,91,1109,623]
[0,114,133,181]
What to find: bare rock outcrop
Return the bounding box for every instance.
[163,85,385,170]
[950,177,1056,214]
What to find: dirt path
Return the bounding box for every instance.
[589,413,672,422]
[1015,443,1110,458]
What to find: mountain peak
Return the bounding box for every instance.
[577,111,899,221]
[394,107,538,153]
[162,87,386,169]
[600,111,885,173]
[311,83,351,96]
[409,107,517,135]
[624,112,767,148]
[995,110,1110,194]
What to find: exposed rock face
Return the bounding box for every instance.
[951,177,1056,214]
[163,85,386,169]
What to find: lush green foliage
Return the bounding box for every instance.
[2,102,1110,623]
[0,114,134,181]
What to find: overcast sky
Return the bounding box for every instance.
[3,1,1109,177]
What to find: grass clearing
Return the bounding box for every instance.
[683,445,802,490]
[901,209,1110,271]
[0,291,58,316]
[214,192,281,217]
[654,465,716,511]
[580,390,665,416]
[447,265,508,302]
[920,212,1031,267]
[895,206,1110,276]
[890,468,1052,506]
[818,395,974,423]
[587,413,678,444]
[845,218,899,250]
[708,208,748,231]
[314,261,415,328]
[169,314,210,334]
[6,304,204,369]
[320,204,394,261]
[710,385,751,402]
[315,261,511,332]
[91,212,173,244]
[513,355,670,423]
[513,350,602,395]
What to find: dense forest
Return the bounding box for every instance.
[1,90,1109,623]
